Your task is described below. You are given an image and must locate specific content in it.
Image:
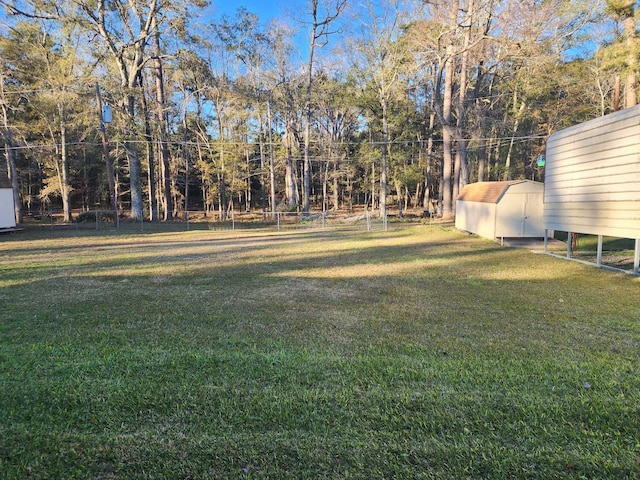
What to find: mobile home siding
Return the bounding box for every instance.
[544,104,640,238]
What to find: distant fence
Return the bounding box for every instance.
[24,208,433,234]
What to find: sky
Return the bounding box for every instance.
[0,1,299,30]
[209,0,298,25]
[205,0,316,59]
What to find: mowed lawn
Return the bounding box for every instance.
[1,224,639,479]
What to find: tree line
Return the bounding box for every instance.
[0,0,636,224]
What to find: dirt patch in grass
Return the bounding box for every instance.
[574,252,636,272]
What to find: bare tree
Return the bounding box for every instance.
[352,0,414,219]
[2,0,205,220]
[301,0,347,214]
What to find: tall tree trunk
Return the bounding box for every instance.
[624,13,637,107]
[471,3,494,183]
[332,158,339,211]
[477,140,486,182]
[88,0,162,221]
[371,160,376,210]
[423,110,435,211]
[476,111,487,182]
[452,0,474,214]
[440,0,459,220]
[0,81,20,223]
[257,111,266,213]
[123,92,144,220]
[50,120,72,223]
[153,17,173,221]
[139,81,158,222]
[59,124,72,223]
[245,138,251,212]
[96,85,118,223]
[453,147,462,212]
[504,100,525,180]
[302,9,317,215]
[302,0,346,214]
[491,129,501,181]
[322,159,329,212]
[380,96,389,219]
[210,89,228,221]
[183,111,190,220]
[441,124,454,219]
[267,96,277,217]
[285,116,297,208]
[219,156,227,221]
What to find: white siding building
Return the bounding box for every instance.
[544,104,640,273]
[455,180,545,240]
[544,104,640,239]
[0,170,16,231]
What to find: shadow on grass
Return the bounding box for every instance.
[2,225,640,479]
[0,228,511,293]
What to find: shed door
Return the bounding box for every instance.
[0,189,16,229]
[496,192,544,237]
[523,193,544,237]
[496,194,524,237]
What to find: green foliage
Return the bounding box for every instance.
[1,226,639,478]
[605,0,636,18]
[0,0,627,215]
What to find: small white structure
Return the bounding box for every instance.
[455,180,545,240]
[0,172,16,231]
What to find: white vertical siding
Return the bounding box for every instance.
[456,181,545,239]
[0,189,16,229]
[455,201,497,239]
[495,192,545,237]
[544,105,640,238]
[522,193,545,237]
[495,194,525,237]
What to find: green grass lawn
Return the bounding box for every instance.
[1,224,639,479]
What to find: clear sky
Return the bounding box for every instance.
[205,0,312,59]
[209,1,294,25]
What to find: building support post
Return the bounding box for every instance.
[597,235,603,268]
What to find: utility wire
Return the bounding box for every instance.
[0,133,546,153]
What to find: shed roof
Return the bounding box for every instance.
[457,180,529,204]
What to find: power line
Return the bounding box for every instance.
[0,133,546,153]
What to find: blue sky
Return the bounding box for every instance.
[205,0,312,58]
[209,1,294,25]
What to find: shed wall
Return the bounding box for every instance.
[544,105,640,238]
[496,193,545,237]
[495,182,545,237]
[455,201,496,239]
[0,189,16,229]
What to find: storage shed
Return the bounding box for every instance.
[455,180,545,240]
[0,168,16,231]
